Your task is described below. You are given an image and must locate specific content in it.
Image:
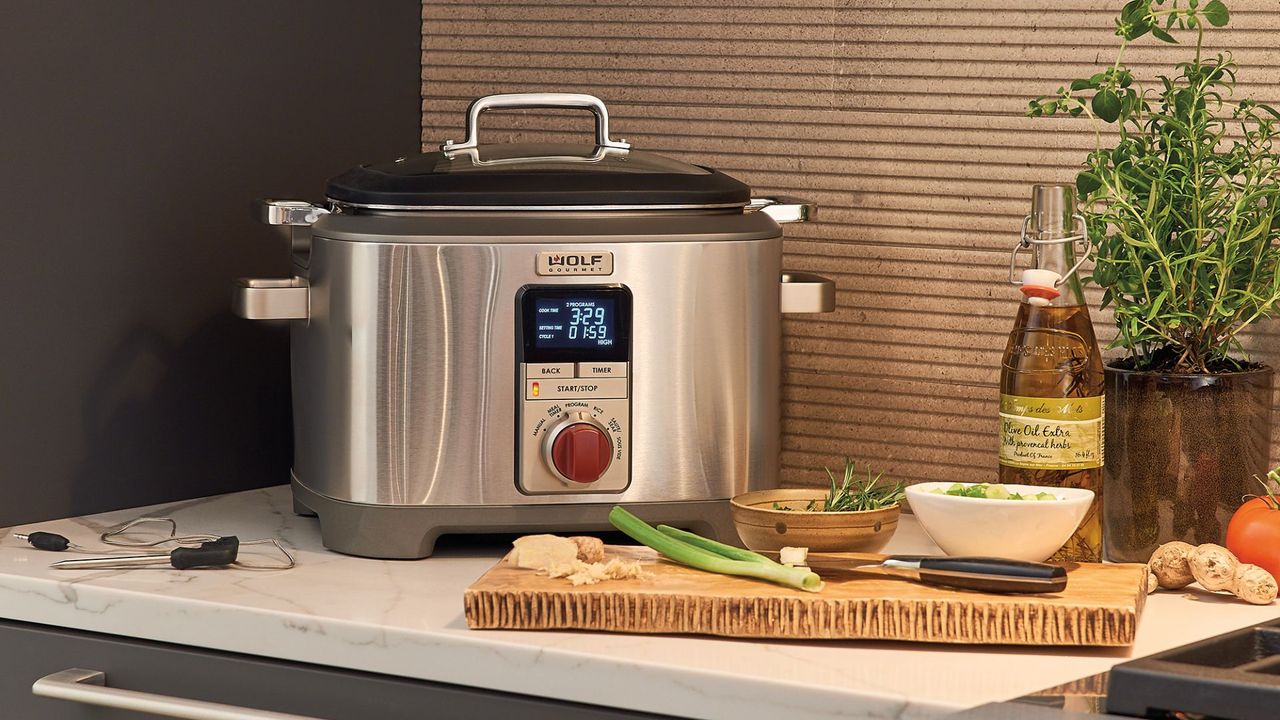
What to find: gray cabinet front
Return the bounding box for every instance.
[0,620,671,719]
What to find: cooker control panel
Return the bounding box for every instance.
[516,286,631,494]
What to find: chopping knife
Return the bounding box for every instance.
[767,552,1068,594]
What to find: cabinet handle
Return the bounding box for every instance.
[33,668,322,720]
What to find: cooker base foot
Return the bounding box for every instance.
[291,474,740,559]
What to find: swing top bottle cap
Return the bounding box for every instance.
[1030,184,1076,239]
[1020,268,1062,306]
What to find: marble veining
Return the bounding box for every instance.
[1,486,1277,719]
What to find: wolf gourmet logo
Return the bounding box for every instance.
[536,251,614,276]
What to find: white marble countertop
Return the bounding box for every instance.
[1,486,1276,720]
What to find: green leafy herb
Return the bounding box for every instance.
[1026,0,1280,374]
[775,459,904,512]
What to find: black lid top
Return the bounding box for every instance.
[324,143,751,209]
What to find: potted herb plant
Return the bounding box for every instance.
[1029,0,1280,561]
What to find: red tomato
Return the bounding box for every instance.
[1226,495,1280,580]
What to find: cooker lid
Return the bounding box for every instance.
[325,145,750,209]
[324,93,750,210]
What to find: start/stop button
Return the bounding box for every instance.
[525,378,628,400]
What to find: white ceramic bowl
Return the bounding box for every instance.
[904,482,1094,562]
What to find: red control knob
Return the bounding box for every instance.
[550,423,613,484]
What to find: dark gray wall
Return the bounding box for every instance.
[0,1,422,525]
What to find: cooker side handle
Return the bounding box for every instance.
[747,196,817,224]
[780,272,836,314]
[233,278,309,321]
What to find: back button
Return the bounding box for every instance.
[526,363,576,378]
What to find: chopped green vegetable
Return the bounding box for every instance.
[608,506,823,592]
[930,483,1062,501]
[933,482,990,498]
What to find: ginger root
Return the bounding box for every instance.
[1188,543,1239,592]
[1148,541,1196,589]
[1233,563,1279,605]
[1147,541,1277,605]
[569,536,605,564]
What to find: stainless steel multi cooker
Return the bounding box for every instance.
[235,93,834,558]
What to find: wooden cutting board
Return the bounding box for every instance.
[464,546,1148,646]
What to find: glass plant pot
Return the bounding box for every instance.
[1103,364,1273,562]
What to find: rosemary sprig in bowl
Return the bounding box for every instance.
[774,459,905,512]
[733,459,903,551]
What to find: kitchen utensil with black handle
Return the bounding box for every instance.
[778,553,1069,594]
[886,556,1068,594]
[48,537,241,570]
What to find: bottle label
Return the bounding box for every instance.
[999,394,1104,470]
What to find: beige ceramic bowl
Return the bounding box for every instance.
[730,489,901,553]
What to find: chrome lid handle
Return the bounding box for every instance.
[441,93,631,154]
[258,200,328,227]
[747,196,816,224]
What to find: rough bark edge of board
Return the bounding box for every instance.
[463,587,1143,646]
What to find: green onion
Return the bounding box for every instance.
[608,506,823,592]
[656,524,772,564]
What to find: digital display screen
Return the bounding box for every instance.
[520,286,630,363]
[533,296,616,349]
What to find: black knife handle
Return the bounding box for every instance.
[170,537,239,569]
[897,556,1068,594]
[914,568,1067,594]
[917,556,1065,578]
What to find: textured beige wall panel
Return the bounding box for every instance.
[422,0,1280,487]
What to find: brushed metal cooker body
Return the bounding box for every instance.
[293,210,783,511]
[231,92,836,557]
[237,206,832,558]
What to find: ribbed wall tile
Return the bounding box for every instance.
[423,1,1280,488]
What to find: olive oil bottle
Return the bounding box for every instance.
[999,185,1104,562]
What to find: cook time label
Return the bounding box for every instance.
[998,394,1104,470]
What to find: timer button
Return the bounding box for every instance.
[576,361,628,378]
[550,423,613,484]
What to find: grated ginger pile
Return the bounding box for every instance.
[545,556,650,586]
